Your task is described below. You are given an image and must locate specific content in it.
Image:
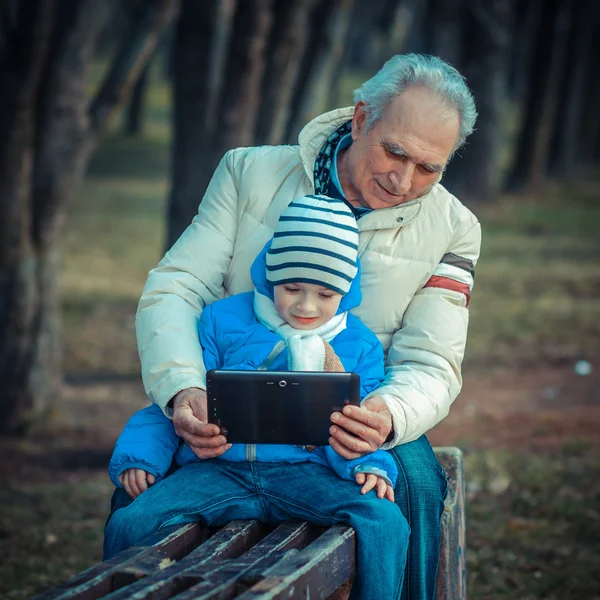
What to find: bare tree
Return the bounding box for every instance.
[284,0,355,143]
[125,62,151,136]
[505,0,572,193]
[443,0,515,203]
[166,0,232,250]
[548,0,597,178]
[0,0,176,434]
[254,0,315,146]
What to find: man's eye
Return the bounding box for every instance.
[419,164,436,174]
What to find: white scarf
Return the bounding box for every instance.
[253,290,347,371]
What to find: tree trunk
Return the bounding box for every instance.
[166,0,234,250]
[254,0,315,146]
[0,0,53,433]
[547,0,596,178]
[214,0,274,156]
[504,0,572,193]
[424,0,465,67]
[125,62,151,136]
[506,0,541,105]
[0,0,177,435]
[167,0,274,249]
[580,20,600,166]
[443,0,515,203]
[284,0,355,143]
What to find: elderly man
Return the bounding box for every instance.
[133,53,480,599]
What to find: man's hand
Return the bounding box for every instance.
[329,395,393,459]
[355,472,395,502]
[172,387,231,459]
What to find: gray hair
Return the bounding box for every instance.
[353,53,477,152]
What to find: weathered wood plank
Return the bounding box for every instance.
[100,520,269,600]
[236,525,356,599]
[170,521,322,600]
[434,447,466,600]
[33,523,210,600]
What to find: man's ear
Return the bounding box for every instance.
[351,102,368,140]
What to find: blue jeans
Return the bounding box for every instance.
[105,435,446,599]
[389,436,448,600]
[104,460,408,600]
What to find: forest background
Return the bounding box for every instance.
[1,1,599,598]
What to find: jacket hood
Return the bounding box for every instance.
[251,240,362,314]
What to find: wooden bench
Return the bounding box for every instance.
[35,447,466,600]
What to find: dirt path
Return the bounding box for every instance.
[429,362,600,452]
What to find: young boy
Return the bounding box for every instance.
[104,195,409,600]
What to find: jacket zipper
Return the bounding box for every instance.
[245,340,285,463]
[258,339,286,371]
[246,443,256,462]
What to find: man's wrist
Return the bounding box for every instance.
[168,387,204,411]
[384,427,395,444]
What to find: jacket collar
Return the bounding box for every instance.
[297,107,427,231]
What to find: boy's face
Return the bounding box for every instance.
[273,282,343,330]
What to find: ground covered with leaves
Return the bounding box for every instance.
[1,89,599,598]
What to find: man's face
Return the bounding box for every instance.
[273,282,343,330]
[339,86,460,209]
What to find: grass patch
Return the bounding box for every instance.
[466,445,600,599]
[465,191,600,371]
[0,475,113,599]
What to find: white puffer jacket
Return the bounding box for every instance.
[136,107,481,447]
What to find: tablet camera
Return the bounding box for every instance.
[278,380,287,388]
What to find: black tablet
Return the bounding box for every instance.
[206,370,361,446]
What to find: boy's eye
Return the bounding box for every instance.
[319,294,333,299]
[284,286,299,293]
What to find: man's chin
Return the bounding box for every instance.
[365,194,409,209]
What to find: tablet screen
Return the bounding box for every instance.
[206,370,360,446]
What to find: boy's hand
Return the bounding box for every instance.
[119,468,156,499]
[172,387,232,459]
[355,472,395,502]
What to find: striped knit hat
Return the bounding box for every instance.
[266,195,359,295]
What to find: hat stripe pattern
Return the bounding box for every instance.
[287,200,355,217]
[272,230,358,250]
[266,194,359,295]
[278,216,358,233]
[267,245,358,267]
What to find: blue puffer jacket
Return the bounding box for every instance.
[109,244,398,488]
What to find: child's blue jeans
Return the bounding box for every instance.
[104,459,409,600]
[104,435,446,600]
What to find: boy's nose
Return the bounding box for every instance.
[297,296,316,313]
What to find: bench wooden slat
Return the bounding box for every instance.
[236,525,356,599]
[100,520,267,600]
[435,447,466,600]
[34,523,210,600]
[164,521,324,600]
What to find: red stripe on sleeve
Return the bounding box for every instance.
[423,275,471,307]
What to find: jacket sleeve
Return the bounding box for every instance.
[355,335,386,400]
[371,219,482,448]
[198,303,223,372]
[135,150,242,416]
[323,446,398,487]
[108,404,181,487]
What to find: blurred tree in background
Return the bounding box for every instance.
[0,0,176,434]
[1,0,599,435]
